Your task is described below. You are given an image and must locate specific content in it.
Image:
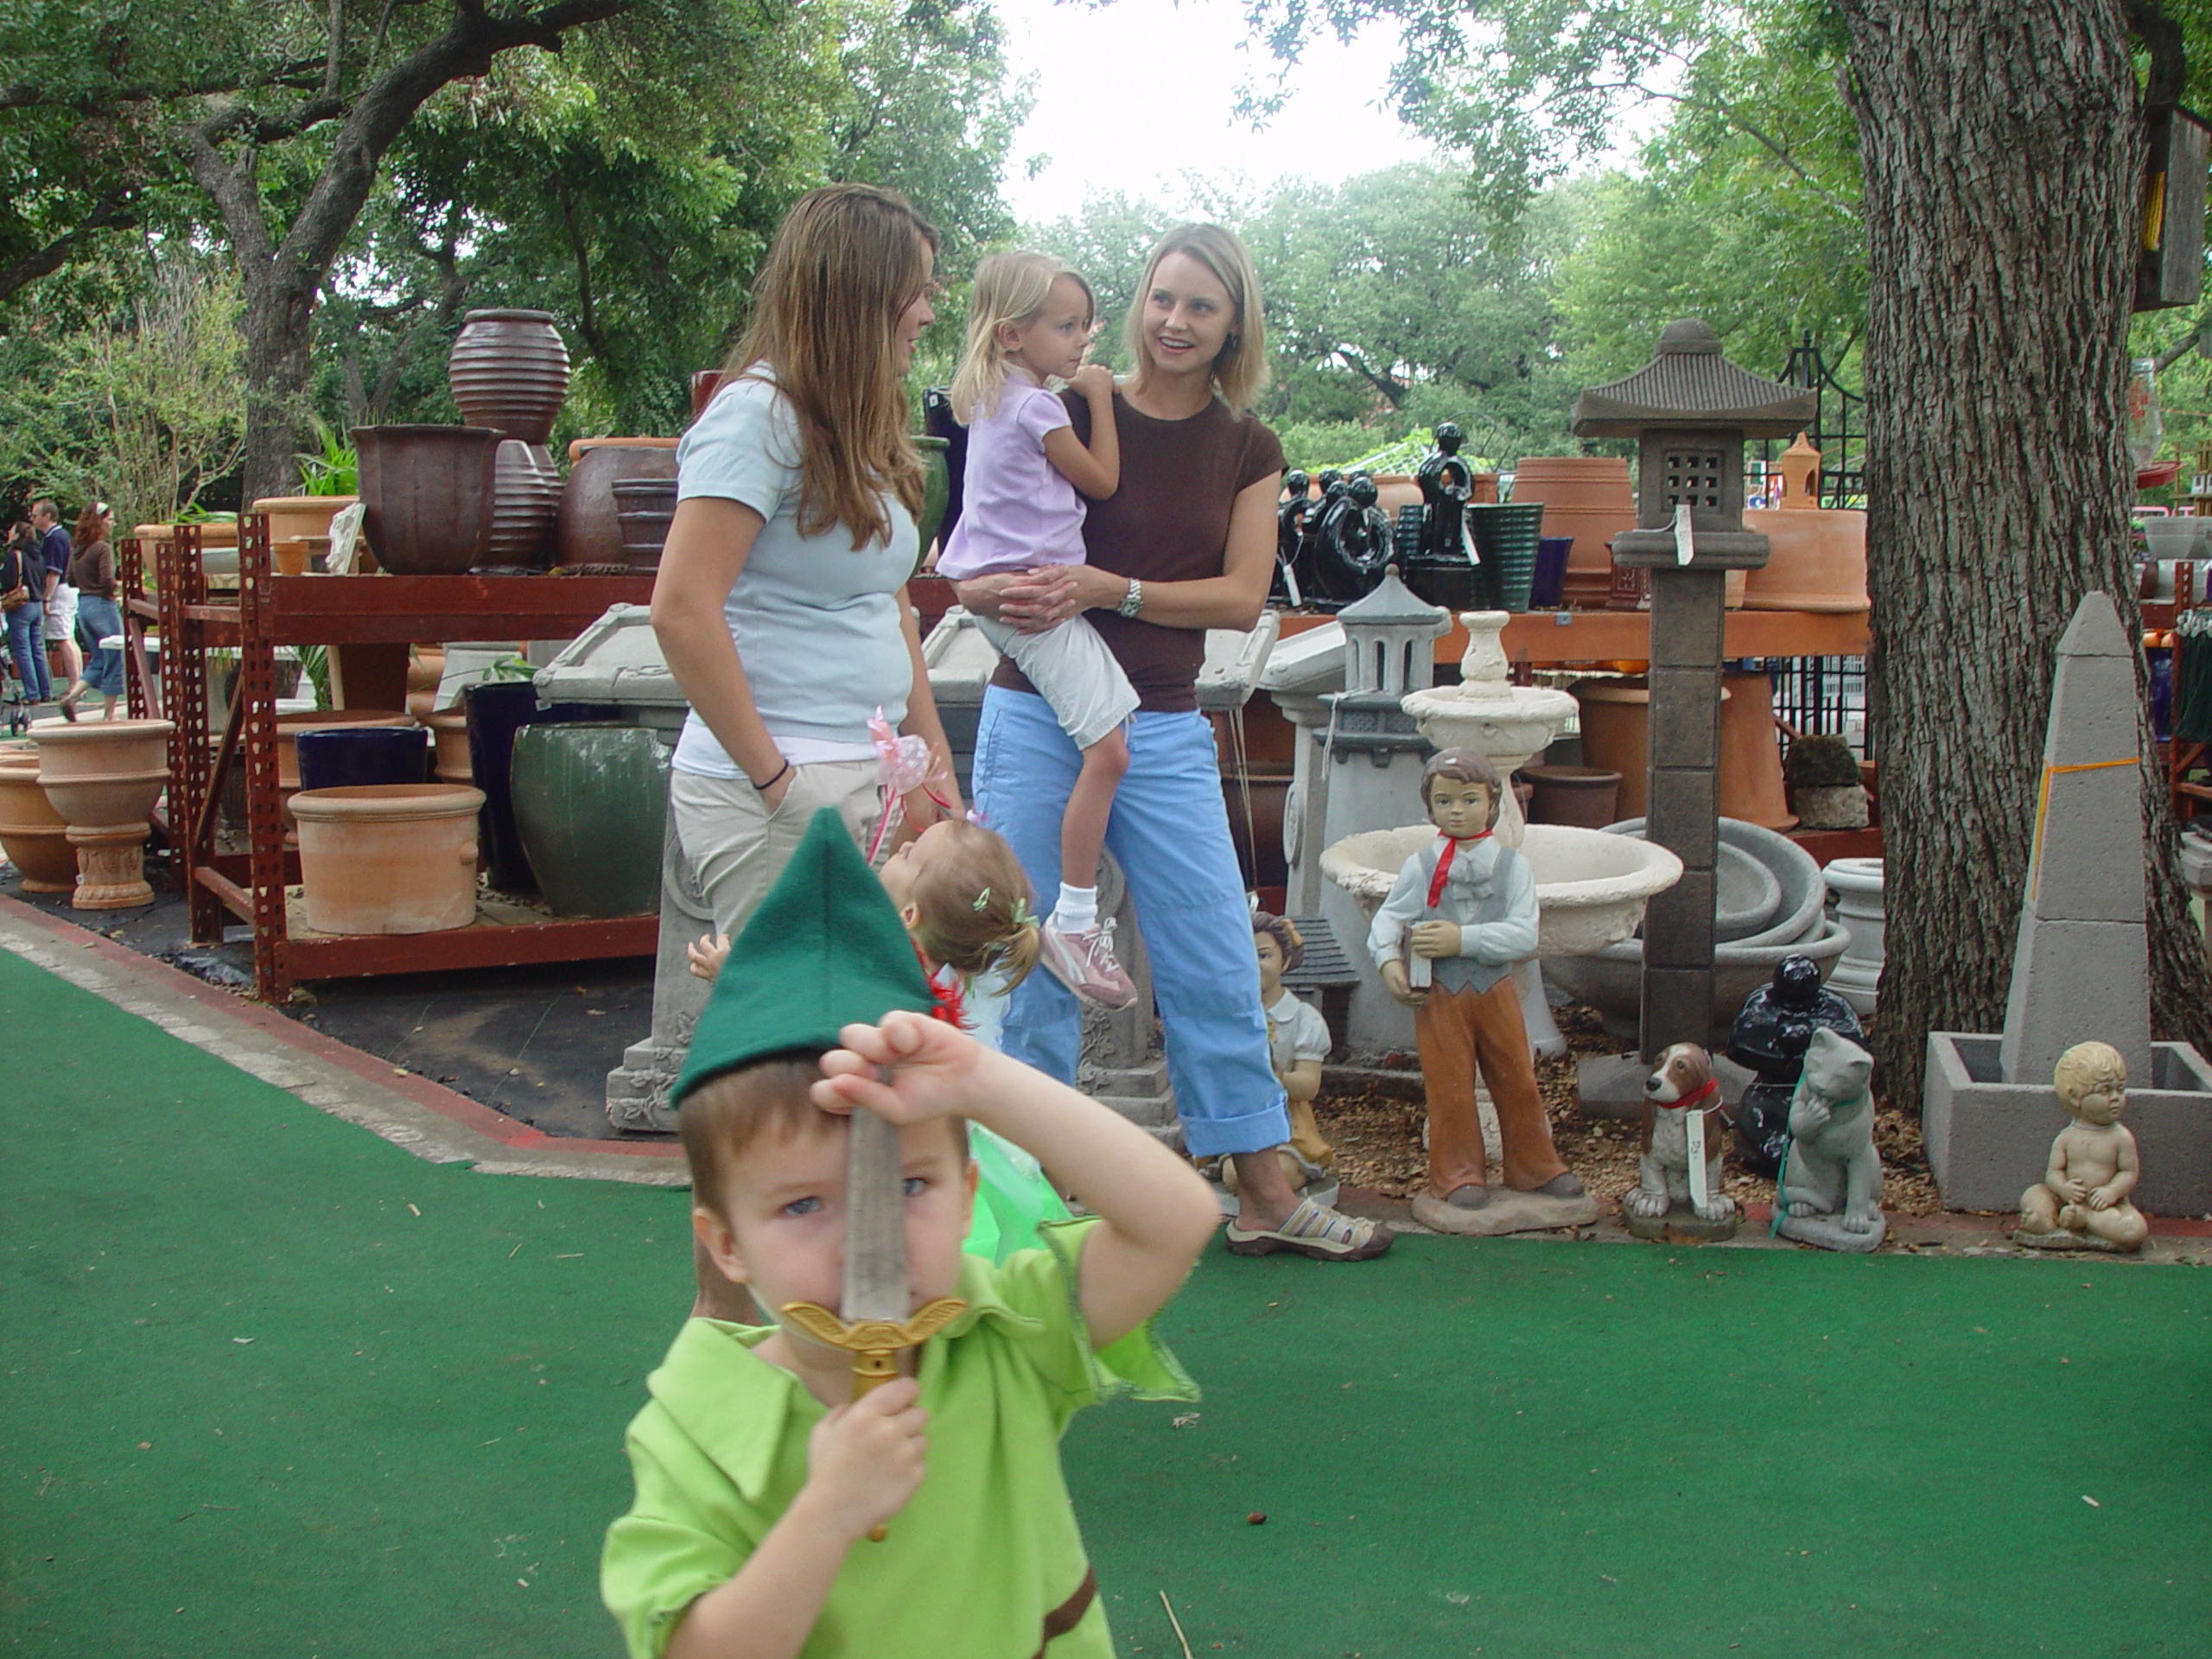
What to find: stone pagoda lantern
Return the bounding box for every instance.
[1570,320,1816,1057]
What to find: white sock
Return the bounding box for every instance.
[1053,883,1097,932]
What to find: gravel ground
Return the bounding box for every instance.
[1313,1001,1944,1214]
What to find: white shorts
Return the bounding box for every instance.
[42,582,76,642]
[976,613,1138,751]
[670,759,883,938]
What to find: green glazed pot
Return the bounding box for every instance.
[508,721,670,918]
[915,435,951,560]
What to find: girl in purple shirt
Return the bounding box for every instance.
[939,251,1139,1009]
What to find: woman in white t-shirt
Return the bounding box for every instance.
[651,183,961,941]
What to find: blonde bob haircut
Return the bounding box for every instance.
[948,250,1094,424]
[1121,223,1270,414]
[719,183,939,550]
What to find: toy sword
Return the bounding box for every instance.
[780,1080,964,1540]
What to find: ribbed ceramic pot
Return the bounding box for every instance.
[613,478,677,573]
[291,784,486,935]
[447,309,570,445]
[353,425,500,574]
[556,439,678,569]
[1466,502,1546,612]
[483,440,559,570]
[509,722,670,918]
[0,750,77,891]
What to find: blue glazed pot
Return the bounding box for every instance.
[295,726,429,793]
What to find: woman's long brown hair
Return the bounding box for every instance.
[720,184,939,550]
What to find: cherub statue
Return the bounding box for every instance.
[1367,748,1592,1236]
[1252,911,1334,1192]
[2016,1041,2149,1252]
[1775,1027,1884,1252]
[1415,422,1474,563]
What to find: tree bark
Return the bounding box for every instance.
[1838,0,2212,1106]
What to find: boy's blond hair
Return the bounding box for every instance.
[948,250,1093,423]
[682,1056,967,1216]
[1120,223,1270,414]
[906,820,1043,988]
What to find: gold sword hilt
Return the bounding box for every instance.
[779,1298,967,1541]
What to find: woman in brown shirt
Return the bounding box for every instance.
[58,502,122,719]
[956,225,1392,1263]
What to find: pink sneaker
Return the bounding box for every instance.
[1039,918,1139,1009]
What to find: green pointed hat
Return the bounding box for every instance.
[671,807,935,1107]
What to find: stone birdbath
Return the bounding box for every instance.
[1321,821,1683,1055]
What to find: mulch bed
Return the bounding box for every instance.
[1313,1001,1942,1214]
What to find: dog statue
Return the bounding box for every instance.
[1777,1027,1884,1252]
[1621,1042,1738,1239]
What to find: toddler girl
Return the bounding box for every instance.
[690,817,1067,1261]
[937,250,1140,1009]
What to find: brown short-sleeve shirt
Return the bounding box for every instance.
[990,390,1284,714]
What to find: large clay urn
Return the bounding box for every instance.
[556,439,677,569]
[613,478,677,572]
[353,425,500,574]
[483,440,560,570]
[1741,507,1869,612]
[1512,456,1636,608]
[1569,677,1731,822]
[290,784,486,934]
[447,309,571,445]
[29,716,175,908]
[0,747,76,892]
[1715,671,1796,831]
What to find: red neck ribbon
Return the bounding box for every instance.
[1669,1077,1721,1113]
[1427,830,1493,908]
[914,942,968,1032]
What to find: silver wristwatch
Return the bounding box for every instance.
[1117,577,1143,619]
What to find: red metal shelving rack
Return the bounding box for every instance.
[135,514,659,1002]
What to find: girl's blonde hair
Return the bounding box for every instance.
[948,250,1093,423]
[1121,223,1270,414]
[720,183,939,550]
[906,820,1043,989]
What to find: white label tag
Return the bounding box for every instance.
[1672,502,1695,567]
[1686,1108,1709,1210]
[1408,950,1431,989]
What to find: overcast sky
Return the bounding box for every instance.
[995,0,1440,225]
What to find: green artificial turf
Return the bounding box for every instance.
[4,944,2209,1658]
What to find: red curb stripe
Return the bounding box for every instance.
[0,893,682,1160]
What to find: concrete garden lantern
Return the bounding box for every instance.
[1570,320,1816,1058]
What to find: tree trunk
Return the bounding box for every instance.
[1839,0,2212,1106]
[239,271,316,504]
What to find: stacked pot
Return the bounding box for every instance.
[1510,457,1636,609]
[29,718,175,909]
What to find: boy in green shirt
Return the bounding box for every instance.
[603,810,1217,1659]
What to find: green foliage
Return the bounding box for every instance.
[0,249,246,529]
[295,420,358,497]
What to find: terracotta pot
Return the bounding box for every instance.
[483,440,559,570]
[407,648,446,694]
[30,716,175,908]
[1514,459,1635,608]
[272,540,310,576]
[447,309,570,446]
[427,711,473,785]
[1525,764,1622,829]
[1568,677,1730,821]
[252,495,359,548]
[291,784,486,935]
[1370,474,1424,514]
[1742,507,1869,613]
[510,722,670,917]
[613,478,677,573]
[0,752,78,892]
[353,425,500,574]
[1716,671,1797,830]
[556,440,678,569]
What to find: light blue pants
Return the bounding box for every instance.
[75,594,124,696]
[972,685,1289,1159]
[5,601,48,700]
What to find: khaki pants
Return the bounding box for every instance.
[671,760,882,938]
[1414,977,1567,1198]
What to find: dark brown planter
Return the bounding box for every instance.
[556,440,678,569]
[484,440,558,570]
[1524,764,1622,828]
[352,426,501,575]
[613,477,677,573]
[447,309,570,445]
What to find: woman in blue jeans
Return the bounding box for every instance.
[59,503,123,719]
[956,226,1390,1262]
[2,524,49,702]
